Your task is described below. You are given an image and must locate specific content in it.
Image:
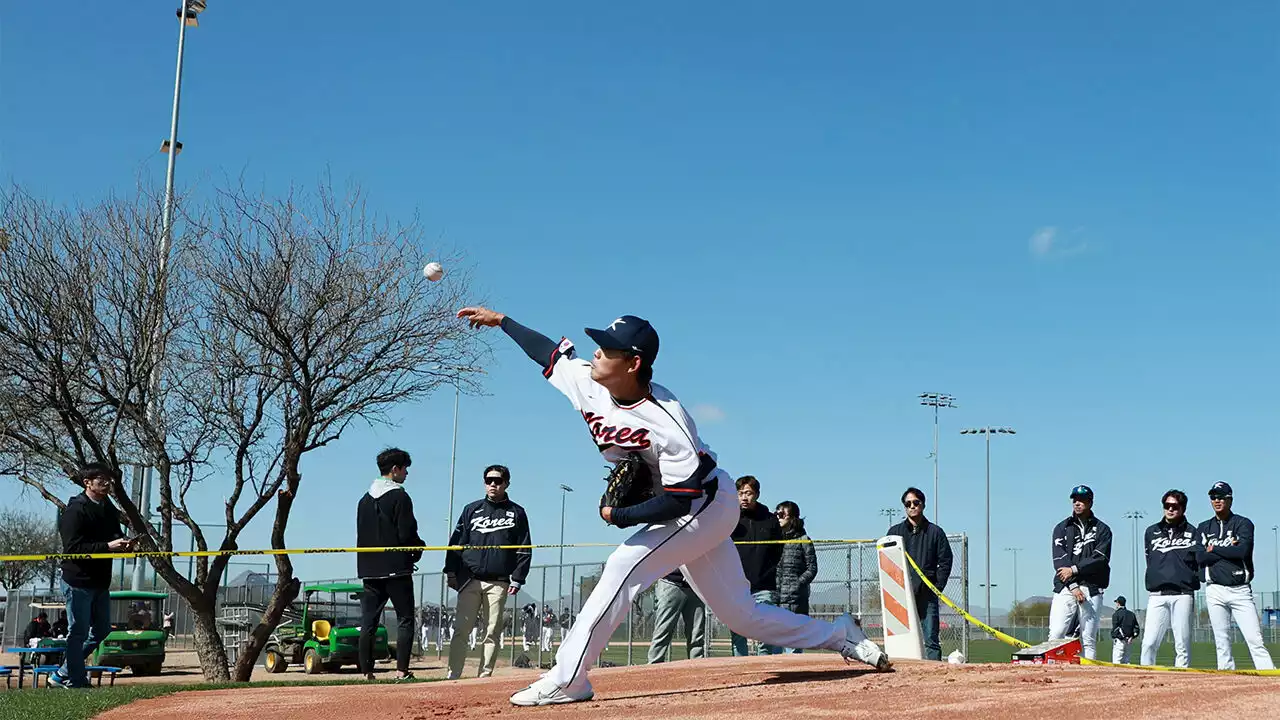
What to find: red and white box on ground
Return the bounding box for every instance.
[1010,638,1082,665]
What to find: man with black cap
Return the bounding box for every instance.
[457,306,890,706]
[1109,596,1139,664]
[1047,484,1112,660]
[1197,482,1275,670]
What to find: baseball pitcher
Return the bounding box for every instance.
[457,307,890,707]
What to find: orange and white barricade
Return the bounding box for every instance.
[876,535,923,660]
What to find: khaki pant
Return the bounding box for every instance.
[449,579,509,677]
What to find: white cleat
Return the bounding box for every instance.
[509,677,595,706]
[833,613,893,672]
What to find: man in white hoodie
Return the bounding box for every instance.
[356,447,425,682]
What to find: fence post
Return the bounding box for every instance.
[845,546,853,614]
[961,534,971,647]
[857,544,864,618]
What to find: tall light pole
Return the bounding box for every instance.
[559,485,574,619]
[961,426,1016,629]
[436,365,484,657]
[879,507,899,528]
[1272,525,1278,612]
[1004,547,1022,610]
[1122,510,1146,609]
[918,393,957,523]
[135,0,207,591]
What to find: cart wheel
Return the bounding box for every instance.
[264,647,288,674]
[303,648,322,675]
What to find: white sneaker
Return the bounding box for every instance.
[832,614,892,671]
[509,677,594,706]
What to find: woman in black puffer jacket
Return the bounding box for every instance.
[774,501,818,653]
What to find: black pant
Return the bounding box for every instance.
[359,575,415,674]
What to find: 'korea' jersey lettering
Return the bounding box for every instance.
[546,337,715,498]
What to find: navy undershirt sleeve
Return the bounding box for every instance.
[500,316,560,372]
[610,494,693,528]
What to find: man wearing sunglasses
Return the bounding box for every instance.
[885,487,952,660]
[445,464,532,679]
[1048,485,1112,660]
[1197,482,1275,670]
[48,463,132,689]
[1139,489,1198,668]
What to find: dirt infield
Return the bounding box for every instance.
[97,654,1280,720]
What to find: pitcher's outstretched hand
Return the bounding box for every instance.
[457,306,505,329]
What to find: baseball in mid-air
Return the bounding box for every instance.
[423,262,444,282]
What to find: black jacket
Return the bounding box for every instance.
[444,496,532,586]
[776,529,817,612]
[732,503,782,594]
[1051,513,1112,593]
[355,482,423,579]
[1111,607,1139,641]
[60,492,125,589]
[23,619,49,645]
[1144,517,1200,594]
[887,517,954,597]
[1197,513,1255,587]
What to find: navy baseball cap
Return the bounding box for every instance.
[1069,485,1094,501]
[1208,481,1233,498]
[584,316,659,365]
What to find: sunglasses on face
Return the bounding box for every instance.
[484,477,506,485]
[904,500,923,508]
[1210,495,1230,501]
[1163,503,1182,510]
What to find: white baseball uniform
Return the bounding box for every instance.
[1141,593,1193,667]
[539,338,860,697]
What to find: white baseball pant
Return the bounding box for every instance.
[544,476,854,697]
[1205,584,1275,670]
[1111,637,1133,664]
[1048,587,1104,660]
[1140,593,1192,667]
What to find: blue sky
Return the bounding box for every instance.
[3,1,1278,611]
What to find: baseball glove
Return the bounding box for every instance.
[599,452,654,510]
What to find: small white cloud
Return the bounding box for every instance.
[691,404,726,423]
[1029,226,1087,260]
[1029,227,1058,257]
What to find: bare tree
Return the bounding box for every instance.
[0,179,486,681]
[0,509,60,590]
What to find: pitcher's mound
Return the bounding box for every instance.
[97,654,1279,720]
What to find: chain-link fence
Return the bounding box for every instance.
[6,534,979,669]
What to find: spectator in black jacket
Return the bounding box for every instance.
[775,501,817,654]
[1047,484,1112,661]
[1140,489,1198,668]
[355,447,423,682]
[1197,482,1275,670]
[445,464,532,679]
[49,463,132,689]
[730,475,781,656]
[23,612,50,647]
[886,487,953,660]
[1110,596,1139,664]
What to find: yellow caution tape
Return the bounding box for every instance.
[0,537,881,563]
[895,544,1280,676]
[1080,657,1280,676]
[895,545,1030,649]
